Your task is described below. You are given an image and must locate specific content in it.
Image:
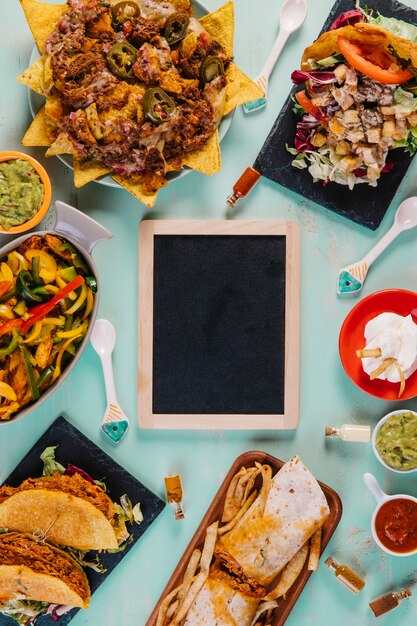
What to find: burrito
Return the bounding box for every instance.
[220,456,330,586]
[0,472,126,550]
[174,456,329,626]
[0,532,90,608]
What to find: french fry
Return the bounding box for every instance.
[356,348,382,358]
[307,527,322,571]
[256,463,272,517]
[222,466,260,522]
[263,542,309,601]
[218,490,258,535]
[370,357,396,380]
[156,577,198,626]
[171,522,218,625]
[174,548,201,612]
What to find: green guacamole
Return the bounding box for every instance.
[0,158,44,230]
[376,411,417,470]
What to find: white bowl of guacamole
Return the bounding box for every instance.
[373,409,417,473]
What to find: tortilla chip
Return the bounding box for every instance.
[22,106,55,146]
[112,175,160,207]
[199,1,234,58]
[170,0,191,12]
[73,159,111,188]
[19,0,67,54]
[183,129,221,174]
[301,23,417,70]
[17,57,45,95]
[46,132,78,157]
[224,62,263,115]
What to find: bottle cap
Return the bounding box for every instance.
[325,556,336,570]
[402,588,412,598]
[325,426,337,437]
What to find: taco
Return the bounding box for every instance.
[0,472,127,551]
[288,6,417,188]
[0,532,90,609]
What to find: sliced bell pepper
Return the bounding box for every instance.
[0,282,13,298]
[0,318,23,338]
[0,330,19,357]
[295,90,325,121]
[20,344,40,401]
[20,275,85,335]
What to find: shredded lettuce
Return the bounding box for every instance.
[0,598,48,624]
[65,547,107,573]
[115,494,143,525]
[393,127,417,155]
[367,13,417,43]
[286,145,377,189]
[40,446,65,476]
[394,87,417,114]
[108,534,134,553]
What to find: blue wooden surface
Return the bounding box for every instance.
[1,1,417,625]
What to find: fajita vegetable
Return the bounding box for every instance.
[156,456,329,626]
[288,5,417,189]
[0,234,96,421]
[18,0,262,207]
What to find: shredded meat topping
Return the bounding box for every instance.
[210,547,266,598]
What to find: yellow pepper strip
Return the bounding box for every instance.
[6,253,19,275]
[0,262,13,283]
[82,288,94,321]
[23,320,43,344]
[56,276,77,301]
[56,320,88,340]
[8,251,28,274]
[25,250,58,273]
[0,305,15,320]
[44,284,60,295]
[42,317,65,327]
[52,336,79,382]
[0,401,20,419]
[0,381,17,402]
[65,284,87,316]
[39,269,56,284]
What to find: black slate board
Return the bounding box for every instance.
[153,235,286,414]
[0,416,165,626]
[254,0,417,230]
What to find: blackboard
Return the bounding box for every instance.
[138,221,300,429]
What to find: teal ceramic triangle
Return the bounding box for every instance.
[337,269,362,295]
[102,420,129,443]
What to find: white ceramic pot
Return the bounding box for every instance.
[372,409,417,474]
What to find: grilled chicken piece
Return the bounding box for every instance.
[35,334,54,370]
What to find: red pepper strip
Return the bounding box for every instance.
[0,318,23,338]
[20,275,85,335]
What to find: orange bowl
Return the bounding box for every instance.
[339,289,417,400]
[0,151,52,234]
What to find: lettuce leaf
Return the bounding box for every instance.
[40,446,65,476]
[367,13,417,43]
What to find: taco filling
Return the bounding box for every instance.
[288,6,417,188]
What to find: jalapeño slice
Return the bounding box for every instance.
[200,56,225,84]
[111,1,140,28]
[143,88,176,124]
[107,42,137,79]
[164,13,190,46]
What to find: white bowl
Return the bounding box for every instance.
[364,472,417,557]
[372,409,417,474]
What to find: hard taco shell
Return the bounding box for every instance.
[301,22,417,70]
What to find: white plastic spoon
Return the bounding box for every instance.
[337,196,417,296]
[90,319,129,443]
[243,0,308,114]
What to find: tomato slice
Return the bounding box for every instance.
[295,90,322,119]
[338,36,413,84]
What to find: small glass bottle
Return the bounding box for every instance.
[325,424,371,442]
[325,557,366,593]
[164,474,185,520]
[369,588,412,617]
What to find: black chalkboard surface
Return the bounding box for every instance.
[138,221,300,429]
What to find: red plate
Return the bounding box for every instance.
[339,289,417,400]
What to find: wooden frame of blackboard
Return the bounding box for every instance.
[137,220,300,429]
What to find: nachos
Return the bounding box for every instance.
[18,0,262,206]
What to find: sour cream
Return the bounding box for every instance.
[362,312,417,383]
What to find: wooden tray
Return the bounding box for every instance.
[146,451,343,626]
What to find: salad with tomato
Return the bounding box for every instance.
[288,6,417,188]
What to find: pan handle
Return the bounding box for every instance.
[54,201,112,254]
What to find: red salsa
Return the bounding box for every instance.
[375,498,417,554]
